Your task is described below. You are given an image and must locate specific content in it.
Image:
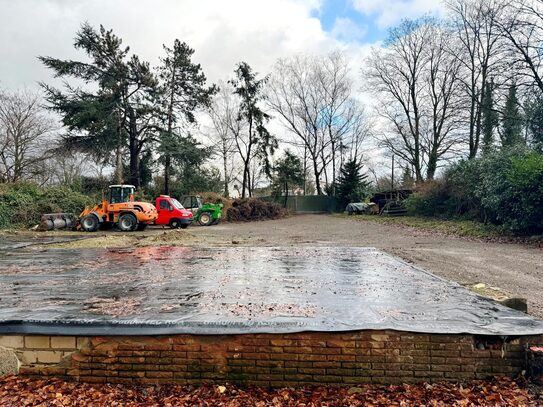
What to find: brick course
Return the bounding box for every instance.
[0,331,540,387]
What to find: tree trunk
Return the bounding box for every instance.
[164,155,171,195]
[115,116,123,184]
[222,148,230,198]
[128,107,140,188]
[312,156,322,195]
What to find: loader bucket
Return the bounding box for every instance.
[39,213,76,231]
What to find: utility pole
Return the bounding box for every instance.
[391,154,395,190]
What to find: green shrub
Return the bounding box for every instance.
[0,182,94,229]
[405,147,543,234]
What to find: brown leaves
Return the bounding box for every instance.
[0,375,536,406]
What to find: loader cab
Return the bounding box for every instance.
[108,185,136,204]
[180,195,203,215]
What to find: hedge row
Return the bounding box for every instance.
[405,147,543,234]
[0,182,94,229]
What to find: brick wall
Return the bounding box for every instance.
[0,331,540,387]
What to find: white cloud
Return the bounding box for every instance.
[350,0,445,28]
[331,17,368,42]
[0,0,344,89]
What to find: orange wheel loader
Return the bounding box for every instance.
[77,185,158,232]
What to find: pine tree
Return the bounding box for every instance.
[40,23,158,187]
[481,79,498,154]
[273,150,304,207]
[229,62,277,198]
[336,158,369,208]
[158,40,217,195]
[501,83,524,148]
[526,97,543,152]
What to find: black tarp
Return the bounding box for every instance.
[0,245,542,336]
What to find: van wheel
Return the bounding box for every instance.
[118,213,137,231]
[169,219,180,229]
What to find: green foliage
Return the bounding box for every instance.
[0,182,94,228]
[501,83,524,147]
[229,62,277,197]
[335,159,370,208]
[525,96,543,152]
[272,150,304,198]
[405,148,543,233]
[481,80,498,154]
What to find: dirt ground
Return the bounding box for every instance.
[186,214,543,319]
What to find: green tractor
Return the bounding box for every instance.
[179,195,223,226]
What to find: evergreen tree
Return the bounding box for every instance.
[336,158,369,208]
[525,97,543,152]
[501,83,524,148]
[481,79,498,154]
[272,150,304,207]
[401,166,415,189]
[40,23,159,188]
[229,62,277,198]
[158,39,217,194]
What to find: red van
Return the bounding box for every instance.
[154,195,193,229]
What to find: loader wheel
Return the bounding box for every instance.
[169,219,180,229]
[198,212,213,226]
[81,214,99,232]
[118,213,137,232]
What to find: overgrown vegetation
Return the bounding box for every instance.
[0,182,93,229]
[405,148,543,234]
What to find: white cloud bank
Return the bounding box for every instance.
[0,0,340,89]
[351,0,446,28]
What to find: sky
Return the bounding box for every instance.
[0,0,445,177]
[0,0,445,90]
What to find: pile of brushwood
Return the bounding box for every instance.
[0,375,535,406]
[226,198,287,222]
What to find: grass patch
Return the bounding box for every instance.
[336,214,507,240]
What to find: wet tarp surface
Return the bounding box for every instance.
[0,246,542,336]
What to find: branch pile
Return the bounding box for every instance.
[227,199,287,222]
[0,375,536,406]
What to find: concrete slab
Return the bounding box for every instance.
[0,246,542,336]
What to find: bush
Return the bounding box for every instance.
[226,198,287,222]
[405,147,543,234]
[0,182,94,229]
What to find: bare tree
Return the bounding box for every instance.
[0,90,56,183]
[498,0,543,93]
[366,19,463,182]
[206,82,239,197]
[446,0,506,158]
[268,51,369,195]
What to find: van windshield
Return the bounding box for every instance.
[171,199,184,210]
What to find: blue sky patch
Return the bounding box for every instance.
[313,0,387,43]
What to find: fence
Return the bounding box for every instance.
[259,195,340,213]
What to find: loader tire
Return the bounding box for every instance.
[81,214,99,232]
[118,213,137,232]
[136,223,148,231]
[198,212,213,226]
